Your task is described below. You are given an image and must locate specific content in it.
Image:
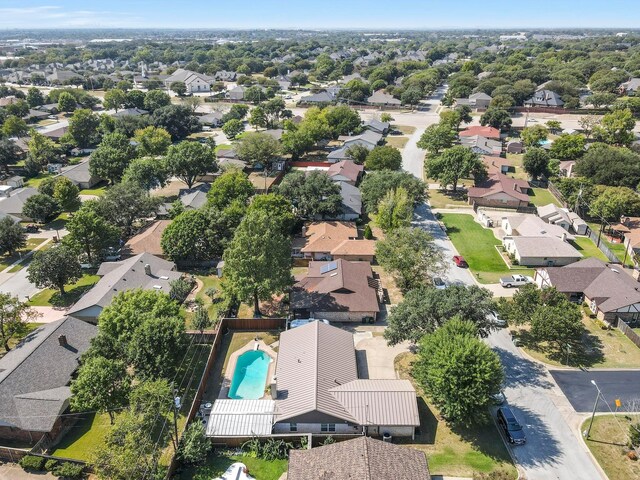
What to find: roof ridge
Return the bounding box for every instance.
[313,321,320,413]
[364,436,372,480]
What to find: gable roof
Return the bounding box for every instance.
[509,236,582,259]
[67,252,180,317]
[300,221,358,254]
[367,90,401,105]
[526,89,564,107]
[0,317,97,432]
[460,126,501,140]
[327,160,364,183]
[340,130,383,147]
[507,215,574,240]
[124,220,171,257]
[330,239,376,257]
[0,187,38,216]
[459,135,502,155]
[179,184,210,209]
[482,155,511,175]
[339,181,362,217]
[363,119,389,133]
[287,436,430,480]
[60,159,100,185]
[468,174,530,202]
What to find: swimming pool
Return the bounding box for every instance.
[228,350,271,399]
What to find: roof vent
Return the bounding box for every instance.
[612,269,620,274]
[160,275,169,280]
[144,264,151,276]
[153,285,162,289]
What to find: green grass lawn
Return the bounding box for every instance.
[428,189,472,209]
[24,172,54,188]
[582,414,640,480]
[177,452,288,480]
[440,213,533,284]
[528,187,562,207]
[214,144,234,152]
[570,236,609,262]
[395,353,517,478]
[0,237,47,271]
[28,273,100,307]
[587,222,634,267]
[184,273,224,329]
[79,183,108,196]
[51,412,111,461]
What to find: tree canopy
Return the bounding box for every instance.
[425,146,486,192]
[277,170,342,219]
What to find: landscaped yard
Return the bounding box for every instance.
[440,213,533,284]
[582,414,640,480]
[51,412,111,461]
[428,189,472,209]
[570,236,609,262]
[0,237,47,271]
[24,172,54,188]
[79,183,108,196]
[177,452,287,480]
[587,222,634,267]
[528,187,562,207]
[395,353,517,478]
[27,273,100,307]
[185,273,224,329]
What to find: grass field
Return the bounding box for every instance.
[385,136,409,149]
[428,189,471,209]
[28,273,100,307]
[570,236,609,262]
[51,412,111,461]
[395,353,517,478]
[528,187,562,207]
[24,172,53,188]
[582,414,640,480]
[394,125,417,135]
[440,213,533,284]
[177,452,288,480]
[587,222,635,267]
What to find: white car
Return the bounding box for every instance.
[487,310,507,327]
[433,277,447,290]
[499,274,533,288]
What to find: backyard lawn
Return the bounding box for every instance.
[395,353,517,478]
[440,213,533,284]
[582,414,640,480]
[177,452,288,480]
[27,273,100,307]
[528,187,561,207]
[587,222,634,267]
[24,172,54,188]
[79,184,108,196]
[570,236,609,262]
[51,412,111,461]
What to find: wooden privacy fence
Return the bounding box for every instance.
[617,317,640,349]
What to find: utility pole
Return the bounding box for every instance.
[584,380,602,439]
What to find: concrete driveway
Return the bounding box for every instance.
[551,370,640,412]
[0,463,56,480]
[354,333,410,379]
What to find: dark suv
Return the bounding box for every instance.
[497,407,526,445]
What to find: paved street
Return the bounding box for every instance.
[551,370,640,412]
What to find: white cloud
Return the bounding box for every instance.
[0,5,143,28]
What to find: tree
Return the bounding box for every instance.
[417,123,457,155]
[52,177,81,213]
[425,146,486,192]
[57,91,77,113]
[64,208,120,264]
[277,170,342,219]
[0,138,22,174]
[184,95,202,113]
[384,285,498,345]
[222,118,245,140]
[280,128,314,159]
[521,125,549,147]
[323,105,361,137]
[249,105,267,129]
[236,132,281,170]
[222,104,249,123]
[67,108,101,148]
[575,143,640,188]
[578,115,600,140]
[170,81,187,96]
[122,156,169,191]
[365,145,402,170]
[70,356,130,424]
[27,245,81,295]
[497,284,573,326]
[103,88,126,112]
[0,294,39,352]
[263,97,288,129]
[376,227,444,293]
[161,209,227,263]
[26,131,58,171]
[360,171,426,213]
[133,126,172,156]
[151,104,200,141]
[549,133,586,160]
[22,194,60,223]
[143,89,171,112]
[413,318,504,425]
[530,303,584,356]
[247,193,296,234]
[96,182,159,235]
[125,89,146,109]
[128,316,186,380]
[165,141,217,189]
[439,110,462,131]
[401,88,423,107]
[90,132,137,184]
[192,299,211,334]
[223,210,292,316]
[2,116,28,138]
[207,169,254,210]
[593,108,636,146]
[26,87,44,108]
[179,422,211,465]
[546,120,562,134]
[376,187,412,233]
[0,216,26,256]
[346,144,370,165]
[523,147,551,180]
[589,186,640,222]
[480,108,512,131]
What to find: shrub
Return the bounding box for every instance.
[169,277,195,303]
[19,455,46,471]
[363,224,373,239]
[53,462,85,479]
[45,459,59,471]
[629,422,640,448]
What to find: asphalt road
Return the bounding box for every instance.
[551,370,640,413]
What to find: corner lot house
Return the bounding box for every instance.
[287,436,430,480]
[291,259,380,321]
[272,321,419,436]
[67,252,181,322]
[459,135,502,156]
[367,90,401,107]
[467,174,530,209]
[535,258,640,323]
[327,160,364,185]
[0,317,96,444]
[455,92,492,109]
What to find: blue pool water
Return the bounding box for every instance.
[228,350,271,399]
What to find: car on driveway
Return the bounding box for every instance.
[433,277,447,289]
[488,310,507,327]
[499,274,533,288]
[497,407,526,445]
[453,255,468,268]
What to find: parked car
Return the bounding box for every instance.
[453,255,468,268]
[25,224,39,233]
[492,391,506,405]
[497,407,526,445]
[433,277,447,290]
[487,310,507,327]
[499,274,533,288]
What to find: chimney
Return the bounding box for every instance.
[621,216,629,226]
[58,334,67,347]
[270,377,277,400]
[561,233,567,242]
[144,264,151,276]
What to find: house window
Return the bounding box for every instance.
[321,423,336,432]
[289,423,297,432]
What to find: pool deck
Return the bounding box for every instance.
[219,339,277,399]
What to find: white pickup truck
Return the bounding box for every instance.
[499,274,533,288]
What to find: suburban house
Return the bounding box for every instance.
[198,111,224,127]
[619,78,640,95]
[502,214,575,240]
[0,187,38,220]
[178,184,210,210]
[123,220,171,258]
[460,125,501,140]
[227,86,246,101]
[506,140,523,154]
[535,258,640,323]
[482,155,512,175]
[362,119,390,134]
[300,90,339,105]
[503,235,582,267]
[467,174,530,209]
[59,159,102,189]
[111,107,148,118]
[290,260,381,321]
[537,203,588,234]
[214,70,237,82]
[455,92,492,109]
[367,90,401,107]
[272,321,419,435]
[327,160,364,185]
[67,252,181,322]
[287,436,430,480]
[292,221,375,262]
[164,68,213,93]
[340,130,383,149]
[337,181,362,221]
[459,135,502,156]
[610,216,640,265]
[525,90,564,107]
[46,69,81,85]
[0,317,97,444]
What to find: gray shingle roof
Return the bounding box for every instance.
[0,187,37,216]
[0,317,96,432]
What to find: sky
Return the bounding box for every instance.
[0,0,639,30]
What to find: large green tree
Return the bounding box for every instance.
[365,145,402,171]
[549,133,586,160]
[67,108,101,148]
[376,187,413,233]
[89,132,137,184]
[0,217,26,256]
[589,186,640,222]
[0,293,39,352]
[523,147,551,180]
[236,132,281,170]
[161,209,229,263]
[64,208,120,264]
[207,169,254,210]
[95,182,159,235]
[360,171,426,213]
[165,141,217,189]
[22,193,60,223]
[425,146,486,192]
[480,108,512,131]
[575,143,640,188]
[143,89,171,112]
[0,138,22,174]
[133,126,172,157]
[103,88,126,112]
[121,156,169,191]
[27,245,81,294]
[151,104,200,141]
[593,108,636,146]
[417,123,457,155]
[277,170,342,219]
[521,125,549,147]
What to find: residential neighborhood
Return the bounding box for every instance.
[0,6,640,480]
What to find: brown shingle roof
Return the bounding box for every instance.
[468,173,530,202]
[327,160,364,183]
[124,220,170,257]
[299,221,358,254]
[330,239,376,257]
[460,125,501,140]
[287,436,430,480]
